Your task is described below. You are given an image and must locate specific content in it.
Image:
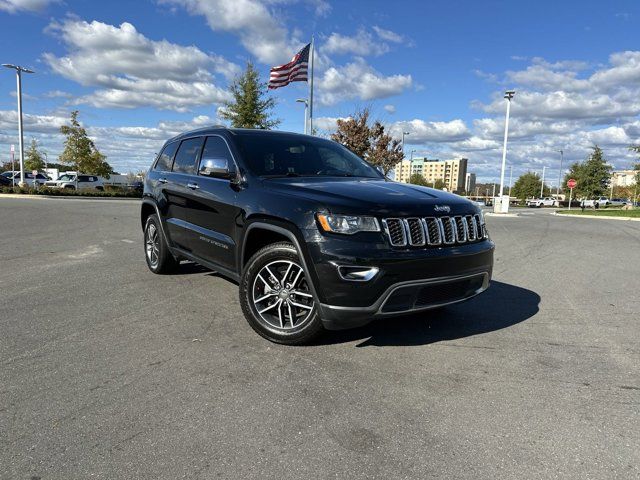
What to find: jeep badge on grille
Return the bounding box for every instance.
[433,205,451,213]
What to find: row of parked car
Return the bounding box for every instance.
[1,171,143,192]
[525,195,635,208]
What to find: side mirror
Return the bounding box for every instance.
[199,157,235,179]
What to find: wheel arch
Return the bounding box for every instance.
[141,198,176,259]
[240,220,322,303]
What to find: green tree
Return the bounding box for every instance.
[563,145,611,198]
[220,62,280,129]
[433,178,447,190]
[59,111,113,177]
[631,145,640,186]
[24,138,46,172]
[409,173,429,186]
[511,171,542,201]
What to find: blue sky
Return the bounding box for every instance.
[0,0,639,182]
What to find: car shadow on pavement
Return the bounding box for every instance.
[319,281,539,347]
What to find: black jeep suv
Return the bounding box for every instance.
[141,127,494,344]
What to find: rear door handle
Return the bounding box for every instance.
[158,178,168,184]
[187,182,199,190]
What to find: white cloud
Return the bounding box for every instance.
[43,18,238,112]
[372,26,405,44]
[323,29,389,57]
[384,104,396,114]
[160,0,301,64]
[0,0,58,13]
[43,90,73,99]
[389,119,470,143]
[317,59,413,106]
[313,116,348,132]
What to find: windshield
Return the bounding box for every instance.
[58,174,75,181]
[233,132,383,179]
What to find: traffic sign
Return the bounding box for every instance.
[567,179,577,189]
[32,170,38,175]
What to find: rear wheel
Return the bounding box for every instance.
[144,214,178,274]
[240,242,324,345]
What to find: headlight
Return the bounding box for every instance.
[316,213,380,235]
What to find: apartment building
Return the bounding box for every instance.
[396,157,468,193]
[611,170,637,187]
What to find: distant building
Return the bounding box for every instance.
[465,173,476,194]
[611,170,637,187]
[397,157,468,193]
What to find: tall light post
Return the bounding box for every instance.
[498,90,515,199]
[296,98,309,134]
[401,131,410,154]
[557,149,564,196]
[410,149,417,161]
[540,166,546,197]
[3,64,34,188]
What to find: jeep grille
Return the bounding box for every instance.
[382,214,486,248]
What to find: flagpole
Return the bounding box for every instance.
[308,36,314,135]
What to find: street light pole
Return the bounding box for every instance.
[557,149,564,196]
[540,166,546,197]
[410,149,416,161]
[3,64,34,188]
[499,90,515,197]
[401,131,410,154]
[296,99,308,134]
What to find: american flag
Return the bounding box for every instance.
[268,43,310,90]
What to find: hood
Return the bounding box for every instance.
[263,178,479,217]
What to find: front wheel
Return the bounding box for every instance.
[240,242,324,345]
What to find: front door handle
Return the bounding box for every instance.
[158,178,168,184]
[187,182,199,190]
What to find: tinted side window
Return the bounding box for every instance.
[173,138,203,175]
[78,175,89,182]
[155,141,179,172]
[199,136,234,171]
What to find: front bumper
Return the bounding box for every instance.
[301,229,494,330]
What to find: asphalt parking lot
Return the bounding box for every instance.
[1,197,639,479]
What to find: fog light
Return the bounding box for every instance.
[337,266,379,282]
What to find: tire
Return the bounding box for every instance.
[143,214,179,274]
[240,242,324,345]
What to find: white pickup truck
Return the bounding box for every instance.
[527,197,557,207]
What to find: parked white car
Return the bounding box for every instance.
[527,197,557,207]
[44,174,104,191]
[583,197,610,208]
[3,171,50,186]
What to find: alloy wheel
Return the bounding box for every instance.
[145,223,160,269]
[252,260,314,331]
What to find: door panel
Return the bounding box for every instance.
[163,137,203,250]
[186,136,241,271]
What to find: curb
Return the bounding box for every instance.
[485,212,519,218]
[552,211,640,222]
[0,194,141,202]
